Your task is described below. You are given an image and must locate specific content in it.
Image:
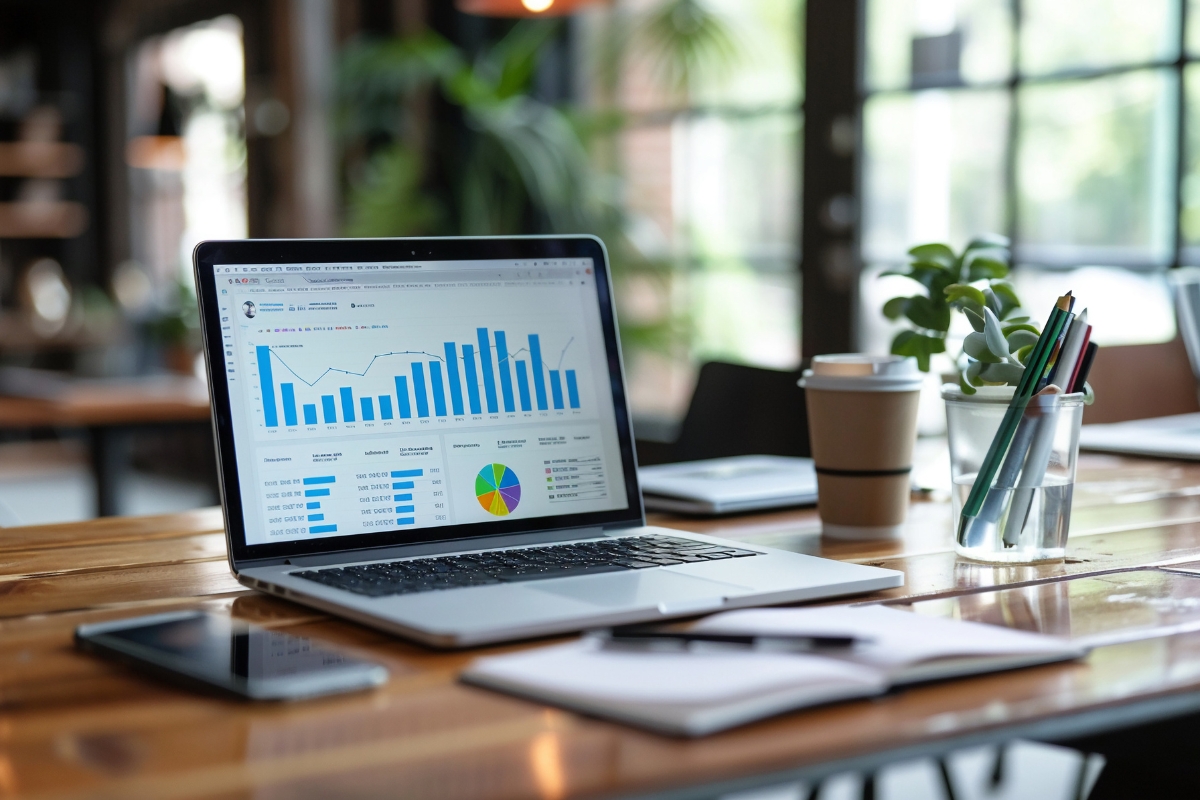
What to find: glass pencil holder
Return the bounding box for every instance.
[943,384,1085,564]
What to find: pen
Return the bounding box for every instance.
[597,629,866,650]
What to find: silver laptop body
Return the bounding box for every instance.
[195,236,902,648]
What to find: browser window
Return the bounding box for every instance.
[208,258,629,546]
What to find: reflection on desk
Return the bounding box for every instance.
[5,455,1200,797]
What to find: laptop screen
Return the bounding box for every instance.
[199,241,637,558]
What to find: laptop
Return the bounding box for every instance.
[194,236,902,648]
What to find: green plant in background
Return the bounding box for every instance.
[335,2,745,361]
[881,235,1043,395]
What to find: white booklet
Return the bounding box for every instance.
[638,455,818,515]
[462,606,1085,737]
[1080,413,1200,460]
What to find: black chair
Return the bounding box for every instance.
[640,361,810,465]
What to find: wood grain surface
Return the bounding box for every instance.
[0,377,210,429]
[4,455,1200,798]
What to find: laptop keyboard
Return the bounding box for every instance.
[291,534,760,598]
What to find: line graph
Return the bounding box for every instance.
[254,327,584,430]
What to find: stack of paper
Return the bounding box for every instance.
[462,605,1085,736]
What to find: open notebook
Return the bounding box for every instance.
[461,605,1086,737]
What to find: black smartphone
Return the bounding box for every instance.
[76,611,388,700]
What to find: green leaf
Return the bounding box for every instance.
[983,307,1009,358]
[1002,322,1039,336]
[963,331,1002,362]
[883,263,954,294]
[944,283,987,308]
[1014,344,1034,365]
[907,243,956,267]
[963,233,1010,251]
[882,296,908,320]
[990,281,1021,318]
[959,372,977,395]
[963,307,985,333]
[1005,315,1031,323]
[903,294,951,332]
[1006,329,1039,351]
[979,361,1025,385]
[983,287,1002,317]
[966,257,1009,282]
[891,330,945,372]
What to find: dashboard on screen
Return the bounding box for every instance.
[207,256,630,547]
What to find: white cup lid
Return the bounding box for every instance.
[800,354,925,392]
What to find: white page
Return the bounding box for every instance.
[466,637,883,704]
[693,605,1075,669]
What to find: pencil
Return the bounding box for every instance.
[959,293,1073,546]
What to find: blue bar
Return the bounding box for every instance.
[429,361,447,417]
[303,476,335,485]
[391,469,423,478]
[305,488,330,497]
[529,334,548,410]
[394,493,412,501]
[321,395,336,423]
[281,383,298,426]
[463,344,482,414]
[395,505,415,513]
[515,360,532,411]
[550,370,565,409]
[360,396,375,421]
[306,501,321,509]
[257,346,278,427]
[477,328,499,413]
[566,370,580,409]
[303,404,318,425]
[392,481,414,490]
[310,524,338,534]
[340,387,356,422]
[379,395,394,420]
[411,363,429,418]
[495,330,516,412]
[395,376,412,418]
[396,517,415,525]
[444,343,465,415]
[308,514,324,522]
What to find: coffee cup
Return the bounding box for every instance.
[800,355,924,540]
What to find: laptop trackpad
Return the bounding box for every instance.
[530,570,752,609]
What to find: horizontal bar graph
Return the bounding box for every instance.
[254,327,585,429]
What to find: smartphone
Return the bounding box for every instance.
[76,611,388,700]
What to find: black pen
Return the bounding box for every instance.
[597,628,867,650]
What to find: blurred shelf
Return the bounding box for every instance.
[0,201,88,238]
[0,142,84,178]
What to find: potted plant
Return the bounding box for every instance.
[880,235,1042,394]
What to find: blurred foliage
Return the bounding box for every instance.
[334,0,744,357]
[146,281,201,346]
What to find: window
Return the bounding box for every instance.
[859,0,1185,358]
[580,0,804,420]
[119,16,247,313]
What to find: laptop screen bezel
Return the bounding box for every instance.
[194,236,644,567]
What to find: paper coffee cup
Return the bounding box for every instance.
[800,355,923,540]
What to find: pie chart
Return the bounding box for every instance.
[476,463,521,516]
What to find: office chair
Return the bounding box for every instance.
[664,360,811,464]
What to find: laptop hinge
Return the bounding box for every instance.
[242,526,611,570]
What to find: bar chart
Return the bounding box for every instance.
[253,326,585,432]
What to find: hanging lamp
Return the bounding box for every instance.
[455,0,604,17]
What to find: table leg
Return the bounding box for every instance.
[89,426,130,517]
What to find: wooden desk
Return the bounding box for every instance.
[7,454,1200,798]
[0,376,211,517]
